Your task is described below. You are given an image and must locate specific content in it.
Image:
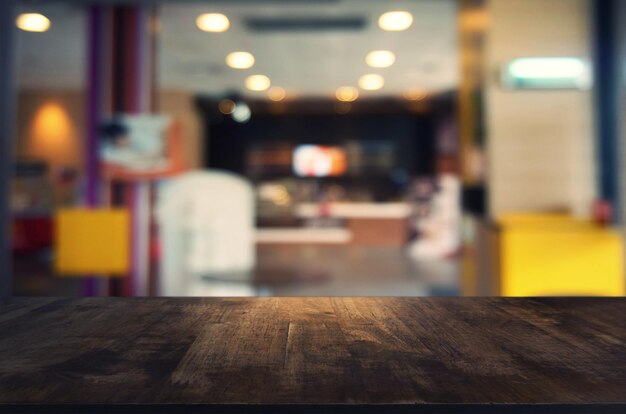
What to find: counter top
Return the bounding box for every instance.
[255,227,352,244]
[1,297,625,413]
[295,202,411,219]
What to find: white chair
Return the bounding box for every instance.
[156,170,256,296]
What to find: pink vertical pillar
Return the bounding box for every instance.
[85,5,156,296]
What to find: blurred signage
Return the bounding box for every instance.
[293,145,347,177]
[502,57,591,90]
[100,114,185,180]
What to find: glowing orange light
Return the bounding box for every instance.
[30,102,75,164]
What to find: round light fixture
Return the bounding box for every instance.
[245,75,271,91]
[232,102,251,123]
[358,74,385,91]
[268,86,286,102]
[335,87,359,102]
[378,11,413,31]
[218,99,236,114]
[226,51,255,69]
[196,13,230,32]
[16,13,50,32]
[366,50,395,68]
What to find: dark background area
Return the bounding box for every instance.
[199,104,436,182]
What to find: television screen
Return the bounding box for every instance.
[293,145,347,177]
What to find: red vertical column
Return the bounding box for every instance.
[86,5,157,296]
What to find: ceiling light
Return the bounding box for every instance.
[268,86,286,102]
[378,11,413,31]
[358,74,384,91]
[16,13,50,33]
[218,99,236,114]
[232,102,251,123]
[226,52,255,69]
[245,75,271,91]
[366,50,395,68]
[335,87,359,102]
[403,89,427,101]
[196,13,230,33]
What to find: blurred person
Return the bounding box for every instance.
[408,174,461,260]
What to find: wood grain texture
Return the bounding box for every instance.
[0,297,625,411]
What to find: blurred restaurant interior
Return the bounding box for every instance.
[2,0,626,298]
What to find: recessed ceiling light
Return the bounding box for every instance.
[245,75,271,91]
[232,102,251,123]
[403,89,427,101]
[196,13,230,32]
[378,11,413,31]
[335,87,359,102]
[366,50,396,68]
[16,13,50,32]
[268,86,286,102]
[358,74,385,91]
[218,99,236,114]
[226,51,255,69]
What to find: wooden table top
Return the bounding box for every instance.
[1,297,625,413]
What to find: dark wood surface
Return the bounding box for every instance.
[1,297,626,413]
